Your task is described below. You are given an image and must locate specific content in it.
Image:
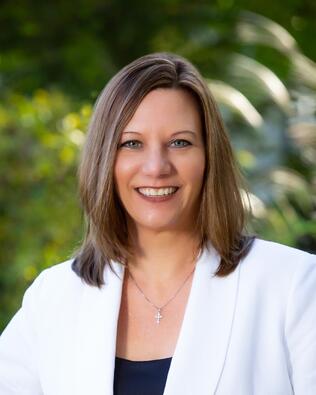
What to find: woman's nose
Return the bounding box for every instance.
[141,147,172,177]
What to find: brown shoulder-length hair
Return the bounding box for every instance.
[72,52,255,287]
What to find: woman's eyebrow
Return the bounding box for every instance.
[122,130,196,136]
[122,130,142,135]
[171,130,196,137]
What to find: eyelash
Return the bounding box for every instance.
[119,139,192,149]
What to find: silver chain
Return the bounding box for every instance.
[127,249,201,323]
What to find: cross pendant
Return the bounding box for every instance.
[155,309,162,324]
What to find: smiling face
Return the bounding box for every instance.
[114,88,205,233]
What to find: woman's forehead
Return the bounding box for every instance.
[123,88,202,132]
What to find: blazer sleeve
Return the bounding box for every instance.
[285,253,316,394]
[0,272,45,395]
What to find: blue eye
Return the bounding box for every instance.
[170,139,191,148]
[119,139,191,149]
[120,140,142,149]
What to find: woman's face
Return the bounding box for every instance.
[114,88,205,233]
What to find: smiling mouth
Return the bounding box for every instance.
[136,187,179,197]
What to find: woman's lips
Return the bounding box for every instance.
[135,187,179,203]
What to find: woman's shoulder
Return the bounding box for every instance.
[251,237,313,257]
[240,237,316,288]
[35,258,80,287]
[24,259,84,308]
[248,238,315,266]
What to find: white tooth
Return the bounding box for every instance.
[138,187,177,196]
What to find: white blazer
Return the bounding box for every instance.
[0,238,315,395]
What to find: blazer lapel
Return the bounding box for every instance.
[72,262,125,395]
[163,244,241,395]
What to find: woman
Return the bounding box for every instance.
[0,53,315,395]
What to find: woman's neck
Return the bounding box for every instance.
[127,228,201,286]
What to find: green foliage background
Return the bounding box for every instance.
[1,0,315,331]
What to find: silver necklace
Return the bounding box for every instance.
[127,249,201,324]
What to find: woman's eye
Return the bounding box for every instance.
[170,139,191,148]
[119,140,142,149]
[119,139,191,149]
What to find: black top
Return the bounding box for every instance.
[113,356,172,395]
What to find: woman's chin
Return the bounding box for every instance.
[134,218,181,233]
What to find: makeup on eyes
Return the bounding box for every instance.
[119,139,192,149]
[119,130,196,150]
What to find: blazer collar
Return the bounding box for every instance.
[72,244,240,395]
